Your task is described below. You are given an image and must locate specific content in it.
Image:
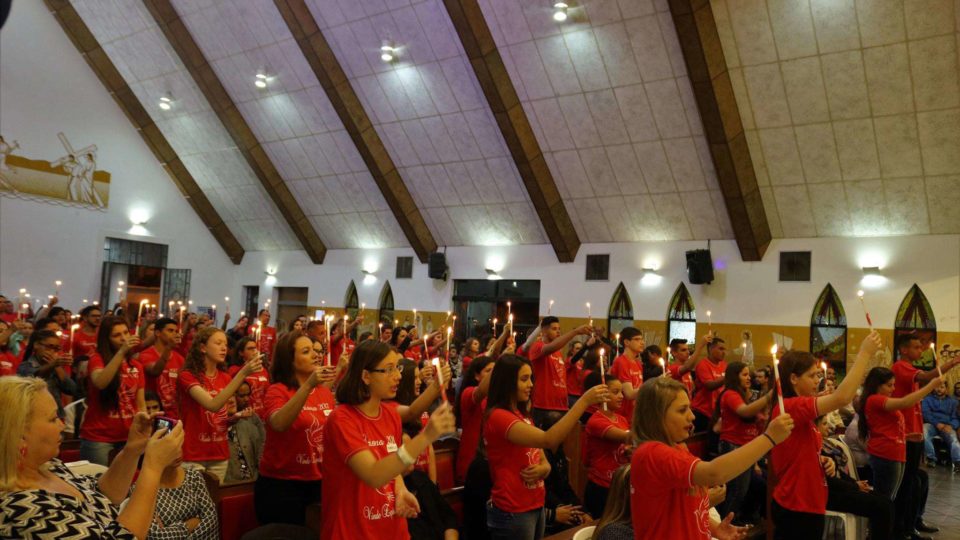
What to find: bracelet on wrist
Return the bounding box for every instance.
[762,433,777,447]
[396,445,416,466]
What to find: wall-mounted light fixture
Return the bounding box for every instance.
[485,268,502,281]
[552,2,569,21]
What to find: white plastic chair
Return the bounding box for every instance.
[572,525,596,540]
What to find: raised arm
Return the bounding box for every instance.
[692,413,793,486]
[268,367,336,432]
[188,360,262,412]
[885,376,942,411]
[539,325,591,356]
[736,391,774,419]
[398,362,452,423]
[91,335,140,390]
[505,386,607,451]
[817,331,881,414]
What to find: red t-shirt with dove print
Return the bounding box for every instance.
[259,382,335,481]
[177,370,232,462]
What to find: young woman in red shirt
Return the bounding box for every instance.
[454,355,495,483]
[483,354,609,540]
[460,337,482,373]
[769,331,881,539]
[254,331,337,526]
[177,327,263,482]
[629,376,794,540]
[583,375,631,518]
[716,361,775,520]
[79,316,146,465]
[396,358,436,481]
[858,366,940,501]
[321,340,455,540]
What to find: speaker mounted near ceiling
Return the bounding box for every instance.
[686,247,714,285]
[428,251,449,281]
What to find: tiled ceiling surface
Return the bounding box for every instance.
[171,0,409,249]
[478,0,736,243]
[713,0,960,238]
[304,0,548,247]
[72,0,303,252]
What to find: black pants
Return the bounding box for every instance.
[916,467,929,524]
[771,500,824,540]
[826,476,893,540]
[254,475,321,526]
[894,440,922,535]
[583,480,609,519]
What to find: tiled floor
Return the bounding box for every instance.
[921,466,960,538]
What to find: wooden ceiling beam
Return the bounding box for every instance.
[144,0,328,263]
[667,0,771,261]
[44,0,245,264]
[442,0,580,262]
[274,0,438,263]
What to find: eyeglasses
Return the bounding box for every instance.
[368,364,403,375]
[38,342,62,351]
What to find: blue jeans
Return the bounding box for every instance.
[923,423,960,463]
[718,440,752,520]
[79,439,125,466]
[486,502,545,540]
[869,455,904,501]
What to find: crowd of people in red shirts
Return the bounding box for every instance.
[0,291,953,540]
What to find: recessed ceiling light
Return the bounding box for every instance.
[380,42,397,63]
[255,72,269,89]
[158,95,173,110]
[553,2,568,21]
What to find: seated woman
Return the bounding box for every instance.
[0,376,184,539]
[140,459,218,540]
[592,465,633,540]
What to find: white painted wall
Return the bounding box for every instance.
[0,0,236,309]
[236,235,960,332]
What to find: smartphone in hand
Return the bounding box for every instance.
[153,416,177,435]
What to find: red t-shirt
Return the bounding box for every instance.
[138,346,185,420]
[585,411,630,487]
[691,359,727,416]
[528,342,568,411]
[71,329,98,359]
[403,346,423,362]
[330,336,355,366]
[248,325,277,361]
[461,356,473,373]
[260,383,335,480]
[230,365,271,417]
[865,394,906,462]
[80,353,145,442]
[566,356,584,397]
[719,391,761,446]
[0,312,17,324]
[610,354,642,422]
[630,442,710,539]
[484,408,545,513]
[456,386,485,482]
[668,363,694,394]
[177,370,232,462]
[891,360,922,436]
[0,350,17,376]
[321,402,409,540]
[771,396,827,514]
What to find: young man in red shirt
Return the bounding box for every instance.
[0,295,17,324]
[526,316,592,429]
[248,309,277,366]
[892,333,960,538]
[140,317,185,420]
[72,305,101,359]
[610,326,644,423]
[691,336,727,433]
[667,335,708,395]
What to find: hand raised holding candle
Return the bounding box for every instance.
[430,361,453,391]
[859,330,882,358]
[307,365,337,388]
[240,353,263,376]
[580,383,610,407]
[764,413,794,444]
[424,402,456,440]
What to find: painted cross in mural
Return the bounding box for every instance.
[0,132,110,208]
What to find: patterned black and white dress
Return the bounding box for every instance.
[0,459,135,539]
[137,468,218,540]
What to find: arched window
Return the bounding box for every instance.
[810,284,847,377]
[607,282,634,338]
[894,284,936,367]
[344,281,359,339]
[667,283,696,346]
[378,281,395,328]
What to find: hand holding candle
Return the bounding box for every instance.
[432,358,448,403]
[598,348,608,411]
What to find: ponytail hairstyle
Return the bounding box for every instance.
[95,316,131,411]
[594,465,632,536]
[455,356,494,428]
[856,367,895,443]
[631,377,689,446]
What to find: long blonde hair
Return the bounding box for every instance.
[0,377,49,492]
[592,465,632,538]
[631,377,688,445]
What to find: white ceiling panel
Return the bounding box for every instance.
[304,0,548,247]
[171,0,408,249]
[72,0,301,251]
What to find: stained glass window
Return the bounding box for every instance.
[607,282,634,337]
[667,283,696,346]
[810,284,847,377]
[379,281,395,327]
[894,284,936,367]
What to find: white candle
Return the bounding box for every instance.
[599,348,608,411]
[771,345,785,413]
[492,318,498,338]
[69,323,79,350]
[548,299,554,315]
[446,326,452,363]
[932,343,942,377]
[432,357,448,402]
[55,280,62,296]
[660,357,666,377]
[856,290,873,330]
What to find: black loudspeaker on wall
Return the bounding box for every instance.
[686,249,714,284]
[428,252,448,281]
